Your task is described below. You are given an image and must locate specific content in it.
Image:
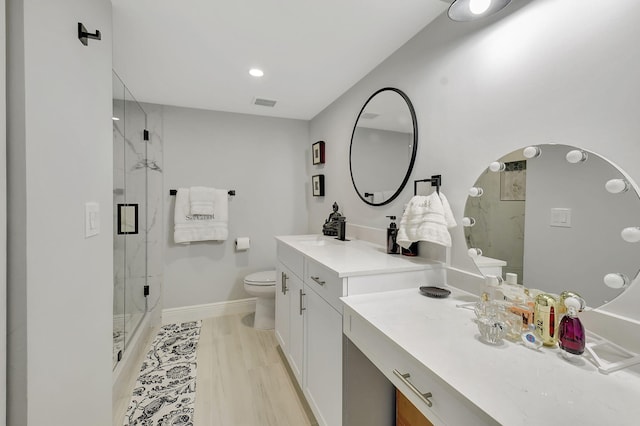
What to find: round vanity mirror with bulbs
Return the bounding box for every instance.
[463,143,640,308]
[349,87,418,206]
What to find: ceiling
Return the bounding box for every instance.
[111,0,450,120]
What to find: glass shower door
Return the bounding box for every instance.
[113,71,148,368]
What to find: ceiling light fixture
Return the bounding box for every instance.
[249,68,264,77]
[448,0,512,22]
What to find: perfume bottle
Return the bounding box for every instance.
[558,296,586,358]
[534,293,558,347]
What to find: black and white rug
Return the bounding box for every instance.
[123,321,202,425]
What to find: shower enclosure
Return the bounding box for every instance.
[112,71,148,368]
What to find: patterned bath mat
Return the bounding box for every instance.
[123,321,202,425]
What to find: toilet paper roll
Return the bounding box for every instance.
[235,237,250,251]
[506,273,518,285]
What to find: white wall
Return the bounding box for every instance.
[308,0,640,319]
[1,0,7,422]
[161,105,309,309]
[7,1,113,425]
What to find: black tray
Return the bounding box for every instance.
[419,286,451,298]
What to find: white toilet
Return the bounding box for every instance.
[243,270,276,329]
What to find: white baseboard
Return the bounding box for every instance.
[162,297,257,325]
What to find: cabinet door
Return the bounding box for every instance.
[397,389,434,426]
[288,273,304,385]
[275,264,290,352]
[304,286,343,426]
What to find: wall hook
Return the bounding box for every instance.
[78,22,101,46]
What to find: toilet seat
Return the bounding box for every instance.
[244,270,276,286]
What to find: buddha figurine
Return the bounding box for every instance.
[322,202,344,236]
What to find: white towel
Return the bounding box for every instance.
[174,188,229,243]
[397,192,457,249]
[189,186,215,215]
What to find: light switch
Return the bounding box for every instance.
[85,202,100,237]
[550,208,571,228]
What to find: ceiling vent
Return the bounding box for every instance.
[361,112,379,120]
[253,97,277,107]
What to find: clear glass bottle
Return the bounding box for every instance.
[558,296,586,358]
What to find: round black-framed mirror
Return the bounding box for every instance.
[349,87,418,206]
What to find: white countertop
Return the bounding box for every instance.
[275,234,441,278]
[342,287,640,425]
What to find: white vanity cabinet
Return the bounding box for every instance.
[342,287,640,426]
[275,242,305,384]
[275,235,444,426]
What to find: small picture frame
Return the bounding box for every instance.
[117,203,139,235]
[312,175,325,197]
[312,141,325,165]
[500,160,527,201]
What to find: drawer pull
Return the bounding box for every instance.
[311,276,326,286]
[299,289,306,315]
[393,369,433,407]
[282,272,288,294]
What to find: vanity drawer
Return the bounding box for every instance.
[305,258,344,312]
[344,307,497,426]
[277,242,304,279]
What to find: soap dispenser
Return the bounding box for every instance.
[558,296,586,359]
[386,216,400,254]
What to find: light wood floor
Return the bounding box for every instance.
[116,313,315,426]
[194,313,315,425]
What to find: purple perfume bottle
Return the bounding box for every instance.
[558,297,585,358]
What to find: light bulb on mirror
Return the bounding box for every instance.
[605,179,629,194]
[468,187,484,197]
[566,149,588,164]
[489,161,506,172]
[522,146,541,159]
[462,217,476,227]
[603,273,630,289]
[621,227,640,243]
[468,247,483,258]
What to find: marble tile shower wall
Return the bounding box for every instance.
[144,102,164,318]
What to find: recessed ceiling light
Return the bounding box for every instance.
[448,0,511,21]
[469,0,491,15]
[249,68,264,77]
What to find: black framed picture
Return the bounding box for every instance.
[117,203,139,235]
[312,175,325,197]
[312,141,325,165]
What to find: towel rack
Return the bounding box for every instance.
[414,175,441,195]
[169,189,236,196]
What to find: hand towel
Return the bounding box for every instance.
[397,192,456,249]
[174,188,229,243]
[439,192,457,228]
[189,186,215,215]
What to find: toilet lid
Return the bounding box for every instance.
[245,270,276,286]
